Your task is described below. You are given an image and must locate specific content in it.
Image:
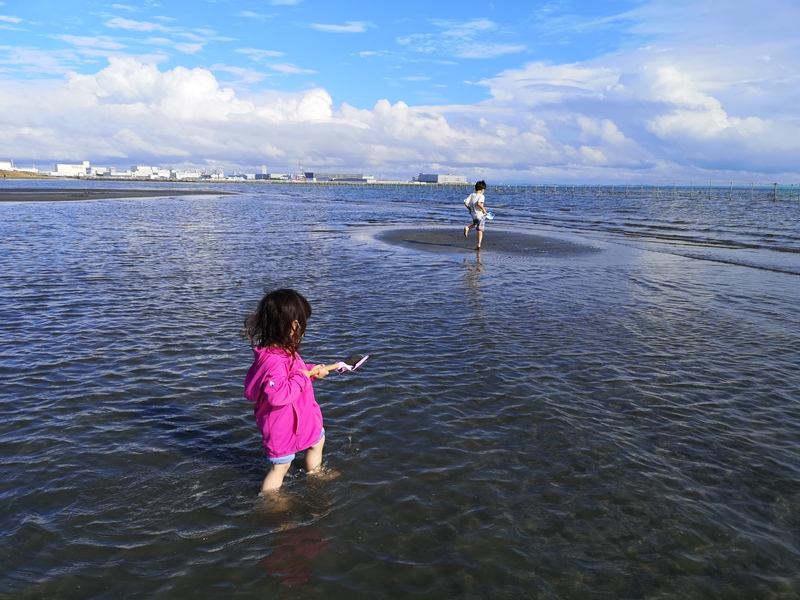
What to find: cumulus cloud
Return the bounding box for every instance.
[0,57,656,179]
[0,58,339,165]
[478,64,795,178]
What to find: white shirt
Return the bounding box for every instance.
[464,192,485,219]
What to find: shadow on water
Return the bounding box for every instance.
[137,398,260,473]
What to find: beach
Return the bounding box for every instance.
[1,181,798,598]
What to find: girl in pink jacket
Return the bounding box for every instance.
[244,289,330,492]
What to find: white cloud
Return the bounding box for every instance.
[269,63,315,75]
[466,41,800,176]
[456,44,527,59]
[238,11,275,20]
[478,61,619,105]
[237,48,284,61]
[0,57,645,178]
[105,17,170,33]
[211,64,268,86]
[0,46,82,75]
[143,37,172,46]
[309,21,372,33]
[56,35,126,51]
[1,53,798,181]
[0,15,22,23]
[398,18,525,59]
[174,43,204,54]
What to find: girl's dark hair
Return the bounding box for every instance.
[244,288,312,355]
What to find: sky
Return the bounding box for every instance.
[1,0,799,183]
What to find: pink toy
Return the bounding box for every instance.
[324,355,369,373]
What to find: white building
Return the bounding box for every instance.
[171,170,202,180]
[417,173,468,184]
[1,159,39,174]
[54,161,90,176]
[131,165,171,179]
[91,166,121,177]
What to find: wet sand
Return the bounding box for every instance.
[377,227,599,255]
[0,187,235,203]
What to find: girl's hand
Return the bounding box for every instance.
[313,364,330,380]
[304,364,330,380]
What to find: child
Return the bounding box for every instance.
[243,288,330,492]
[463,180,488,250]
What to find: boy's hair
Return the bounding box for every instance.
[244,288,312,355]
[475,180,487,192]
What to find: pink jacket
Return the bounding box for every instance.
[244,346,324,458]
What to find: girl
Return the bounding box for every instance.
[243,288,330,492]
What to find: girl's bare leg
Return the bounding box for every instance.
[306,435,340,481]
[305,435,325,474]
[261,462,292,492]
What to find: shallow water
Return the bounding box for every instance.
[1,182,799,598]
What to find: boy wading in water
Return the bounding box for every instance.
[463,180,488,250]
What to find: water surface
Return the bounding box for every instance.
[1,182,798,598]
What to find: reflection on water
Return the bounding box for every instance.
[0,184,798,598]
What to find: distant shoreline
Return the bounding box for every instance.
[1,171,796,197]
[0,188,236,203]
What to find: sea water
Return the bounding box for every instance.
[1,181,798,598]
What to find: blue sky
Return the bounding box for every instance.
[1,0,799,182]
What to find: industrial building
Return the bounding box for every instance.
[53,161,91,176]
[304,172,374,182]
[416,173,468,184]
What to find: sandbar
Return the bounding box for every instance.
[0,187,235,203]
[377,227,598,255]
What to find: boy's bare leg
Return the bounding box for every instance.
[262,462,292,492]
[477,229,483,249]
